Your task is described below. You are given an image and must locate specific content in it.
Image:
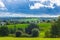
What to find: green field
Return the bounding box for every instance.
[7,24,29,29]
[0,23,59,40]
[38,23,51,37]
[6,23,52,37]
[0,37,60,40]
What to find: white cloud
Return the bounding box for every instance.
[0,0,7,10]
[30,2,54,9]
[0,0,5,7]
[50,0,60,6]
[30,0,60,9]
[0,12,59,17]
[6,0,17,3]
[30,3,44,9]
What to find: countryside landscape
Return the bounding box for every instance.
[0,0,60,40]
[0,17,58,37]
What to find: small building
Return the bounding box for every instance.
[0,22,6,26]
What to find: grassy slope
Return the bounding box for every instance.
[7,24,29,29]
[38,23,51,37]
[0,23,58,40]
[7,23,51,37]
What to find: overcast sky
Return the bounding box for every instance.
[0,0,60,17]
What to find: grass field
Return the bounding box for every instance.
[0,23,59,40]
[7,24,29,29]
[0,37,60,40]
[6,22,52,37]
[38,23,51,37]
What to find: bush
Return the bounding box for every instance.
[42,20,45,22]
[47,20,51,23]
[31,28,39,37]
[18,28,23,31]
[15,31,22,37]
[9,26,16,34]
[0,26,9,36]
[9,29,15,34]
[45,31,51,38]
[25,23,39,34]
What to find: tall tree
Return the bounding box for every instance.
[50,17,60,37]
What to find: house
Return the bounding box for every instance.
[0,22,6,26]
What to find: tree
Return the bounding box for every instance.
[50,17,60,38]
[42,20,45,22]
[25,23,39,34]
[31,28,39,37]
[45,31,51,38]
[0,26,9,36]
[15,31,22,37]
[50,24,58,37]
[9,29,15,34]
[47,20,51,23]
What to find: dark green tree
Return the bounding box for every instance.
[15,31,22,37]
[0,26,9,36]
[31,28,39,37]
[50,17,60,38]
[25,23,39,35]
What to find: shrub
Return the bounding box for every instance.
[47,20,51,23]
[0,26,9,36]
[9,26,16,34]
[42,20,45,22]
[25,23,39,34]
[18,28,23,31]
[15,31,22,37]
[9,29,15,34]
[31,28,39,37]
[45,31,51,38]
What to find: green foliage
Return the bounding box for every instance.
[0,26,9,36]
[50,17,60,38]
[25,23,39,34]
[31,28,39,37]
[7,24,29,29]
[45,31,51,38]
[15,31,22,37]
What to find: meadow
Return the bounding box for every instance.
[0,17,58,40]
[6,22,51,37]
[1,22,58,40]
[0,37,60,40]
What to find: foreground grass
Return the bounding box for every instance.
[0,37,60,40]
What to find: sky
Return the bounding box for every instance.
[0,0,60,17]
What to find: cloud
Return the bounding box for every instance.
[0,0,7,10]
[50,0,60,6]
[30,2,54,9]
[30,3,44,9]
[0,0,5,7]
[0,0,60,15]
[30,0,60,9]
[0,12,59,17]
